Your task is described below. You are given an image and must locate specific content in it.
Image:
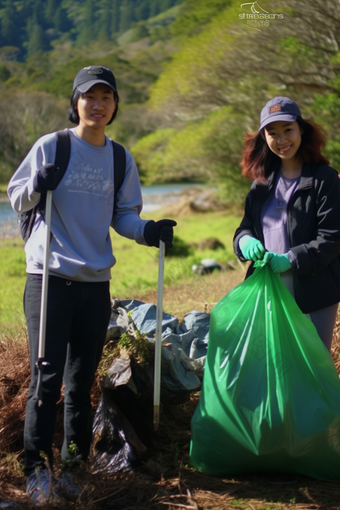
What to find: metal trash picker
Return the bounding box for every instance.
[153,240,165,431]
[33,190,52,407]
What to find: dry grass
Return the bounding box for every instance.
[131,264,246,323]
[1,267,340,509]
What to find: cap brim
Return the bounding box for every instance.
[259,113,297,131]
[76,79,116,93]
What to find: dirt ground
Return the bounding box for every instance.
[1,268,340,509]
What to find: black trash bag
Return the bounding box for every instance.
[91,354,193,473]
[91,392,147,474]
[91,358,151,474]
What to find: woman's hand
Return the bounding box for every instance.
[264,252,291,273]
[239,235,266,261]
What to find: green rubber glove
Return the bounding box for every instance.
[264,252,291,273]
[239,235,266,262]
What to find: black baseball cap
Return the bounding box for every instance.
[259,96,301,131]
[73,65,117,93]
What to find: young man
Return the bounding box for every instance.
[8,65,176,506]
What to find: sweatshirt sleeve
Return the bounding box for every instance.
[111,149,149,245]
[7,133,57,213]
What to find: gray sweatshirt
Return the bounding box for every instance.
[8,128,148,282]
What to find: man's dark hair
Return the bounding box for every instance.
[68,88,119,125]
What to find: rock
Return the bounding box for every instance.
[192,259,222,275]
[197,237,225,250]
[192,259,236,275]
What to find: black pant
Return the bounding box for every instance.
[23,274,111,476]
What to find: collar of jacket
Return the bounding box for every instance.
[298,162,314,190]
[264,161,314,192]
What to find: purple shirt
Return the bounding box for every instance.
[260,171,300,254]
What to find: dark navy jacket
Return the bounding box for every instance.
[233,162,340,313]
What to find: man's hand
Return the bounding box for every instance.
[33,164,61,193]
[144,219,177,248]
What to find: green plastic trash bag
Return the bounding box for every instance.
[190,260,340,480]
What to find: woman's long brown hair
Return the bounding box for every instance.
[241,118,330,183]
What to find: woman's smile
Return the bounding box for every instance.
[278,144,292,154]
[264,120,303,161]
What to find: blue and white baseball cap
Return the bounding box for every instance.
[259,96,301,131]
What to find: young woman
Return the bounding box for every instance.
[8,65,176,505]
[233,96,340,352]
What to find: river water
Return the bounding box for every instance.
[0,183,198,239]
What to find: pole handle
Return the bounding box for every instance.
[34,190,52,406]
[153,240,165,431]
[38,190,52,359]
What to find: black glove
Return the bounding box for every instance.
[144,219,177,248]
[33,164,61,193]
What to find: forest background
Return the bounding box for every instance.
[2,3,340,507]
[0,0,339,205]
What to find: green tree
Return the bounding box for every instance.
[20,0,34,20]
[54,6,69,33]
[312,93,340,170]
[119,0,135,32]
[134,0,150,21]
[45,0,58,25]
[0,90,68,183]
[111,0,120,33]
[149,0,161,17]
[26,18,49,57]
[1,1,18,47]
[19,0,35,44]
[162,0,175,10]
[0,65,11,82]
[32,0,46,28]
[96,0,112,40]
[77,0,97,45]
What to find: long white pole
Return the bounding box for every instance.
[35,190,52,406]
[153,240,165,431]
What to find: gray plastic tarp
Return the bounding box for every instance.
[107,299,210,392]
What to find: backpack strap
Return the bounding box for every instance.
[112,140,126,214]
[55,130,71,176]
[21,130,71,242]
[38,130,72,214]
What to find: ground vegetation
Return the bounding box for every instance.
[1,261,340,509]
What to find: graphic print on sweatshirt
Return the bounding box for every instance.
[63,151,113,197]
